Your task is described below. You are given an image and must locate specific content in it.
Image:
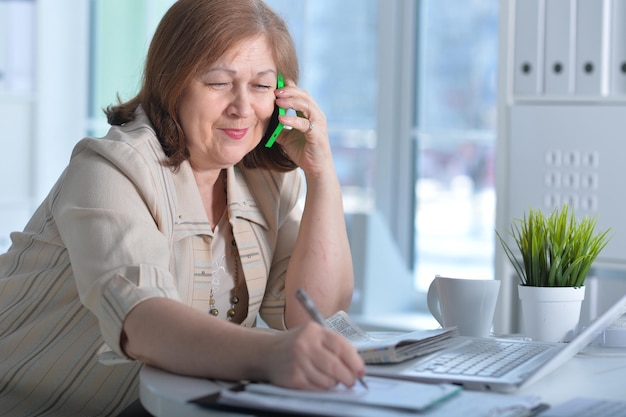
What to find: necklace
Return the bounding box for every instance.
[208,171,240,321]
[208,236,240,320]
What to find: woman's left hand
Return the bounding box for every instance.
[273,81,333,177]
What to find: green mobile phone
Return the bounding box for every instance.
[263,74,285,148]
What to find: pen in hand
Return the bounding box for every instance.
[295,288,368,390]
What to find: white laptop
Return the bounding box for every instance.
[366,293,626,393]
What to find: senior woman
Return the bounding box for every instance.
[0,0,364,415]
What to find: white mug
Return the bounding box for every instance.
[427,276,501,337]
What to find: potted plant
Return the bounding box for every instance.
[496,204,611,342]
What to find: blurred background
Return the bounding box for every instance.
[0,0,498,318]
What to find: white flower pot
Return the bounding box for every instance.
[518,285,586,343]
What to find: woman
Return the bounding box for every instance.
[0,0,364,415]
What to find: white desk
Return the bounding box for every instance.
[140,347,626,417]
[140,365,241,417]
[517,347,626,403]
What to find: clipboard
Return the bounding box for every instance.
[191,376,461,417]
[190,380,546,417]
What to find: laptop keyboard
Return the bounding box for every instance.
[415,340,552,377]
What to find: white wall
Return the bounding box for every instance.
[495,0,626,334]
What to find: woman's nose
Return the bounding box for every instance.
[227,88,255,118]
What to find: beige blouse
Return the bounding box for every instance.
[0,109,303,416]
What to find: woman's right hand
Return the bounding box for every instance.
[261,322,366,390]
[121,298,364,389]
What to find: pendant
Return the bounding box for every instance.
[209,292,219,316]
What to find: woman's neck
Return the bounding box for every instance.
[192,168,227,228]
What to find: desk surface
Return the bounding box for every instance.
[140,347,626,417]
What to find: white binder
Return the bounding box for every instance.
[611,0,626,95]
[543,0,575,94]
[575,0,610,95]
[512,0,544,95]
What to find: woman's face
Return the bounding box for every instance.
[178,35,278,171]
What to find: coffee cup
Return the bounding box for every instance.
[427,276,501,337]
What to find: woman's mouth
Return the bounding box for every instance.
[222,128,248,140]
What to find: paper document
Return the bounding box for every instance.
[326,310,458,363]
[242,376,461,411]
[191,379,542,417]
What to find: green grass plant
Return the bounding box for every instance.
[496,204,611,287]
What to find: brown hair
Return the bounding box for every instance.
[105,0,298,171]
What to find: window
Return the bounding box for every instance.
[414,0,499,292]
[265,0,378,212]
[268,0,499,315]
[0,0,35,252]
[0,0,34,94]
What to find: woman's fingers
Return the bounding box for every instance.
[265,323,365,390]
[275,87,325,136]
[315,333,365,388]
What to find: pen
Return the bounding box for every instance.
[295,288,368,390]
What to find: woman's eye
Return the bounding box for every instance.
[206,82,229,89]
[255,84,273,90]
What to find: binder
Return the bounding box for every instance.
[543,0,575,95]
[611,0,626,95]
[513,0,544,95]
[575,0,609,95]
